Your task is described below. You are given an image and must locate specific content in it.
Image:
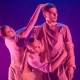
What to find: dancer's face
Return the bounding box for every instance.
[32,40,44,53]
[4,26,16,38]
[43,7,58,24]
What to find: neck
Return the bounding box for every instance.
[46,21,57,27]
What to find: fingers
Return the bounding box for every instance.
[67,67,74,80]
[38,3,48,9]
[68,73,73,80]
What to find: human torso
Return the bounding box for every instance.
[5,34,25,66]
[27,51,44,68]
[32,23,66,62]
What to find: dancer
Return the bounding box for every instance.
[22,37,67,73]
[31,3,76,80]
[21,37,67,80]
[0,4,48,80]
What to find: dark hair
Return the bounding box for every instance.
[42,3,56,12]
[25,37,35,46]
[0,25,7,37]
[28,37,35,43]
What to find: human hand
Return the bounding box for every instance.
[38,3,48,9]
[67,67,74,80]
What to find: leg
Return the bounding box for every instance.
[8,65,15,80]
[8,65,22,80]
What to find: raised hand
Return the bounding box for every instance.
[67,67,74,80]
[38,3,49,9]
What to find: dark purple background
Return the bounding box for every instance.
[0,0,80,80]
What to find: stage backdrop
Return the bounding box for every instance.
[0,0,80,80]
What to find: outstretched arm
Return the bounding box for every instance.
[20,49,30,72]
[51,49,67,72]
[19,4,48,38]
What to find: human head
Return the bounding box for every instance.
[42,3,58,25]
[27,37,44,53]
[0,25,16,38]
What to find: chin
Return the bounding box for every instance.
[11,35,15,38]
[52,18,57,21]
[52,19,57,22]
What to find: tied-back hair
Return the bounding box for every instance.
[25,37,36,52]
[0,25,7,37]
[26,37,37,46]
[28,37,35,43]
[42,3,56,12]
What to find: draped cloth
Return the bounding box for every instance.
[31,23,76,80]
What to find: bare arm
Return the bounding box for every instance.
[51,50,67,72]
[19,4,48,38]
[20,49,30,72]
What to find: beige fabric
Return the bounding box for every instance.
[8,64,22,80]
[31,23,76,80]
[20,49,47,80]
